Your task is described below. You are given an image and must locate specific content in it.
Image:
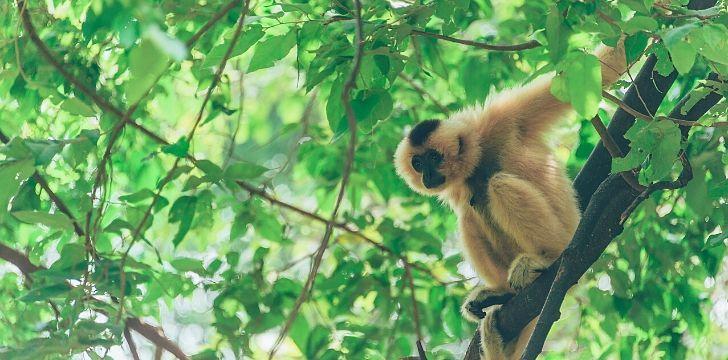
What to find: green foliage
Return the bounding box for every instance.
[0,0,726,359]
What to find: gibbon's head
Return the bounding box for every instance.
[394,118,480,196]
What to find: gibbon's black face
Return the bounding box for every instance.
[411,148,446,188]
[408,119,447,189]
[395,118,478,196]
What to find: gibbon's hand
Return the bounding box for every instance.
[462,287,515,322]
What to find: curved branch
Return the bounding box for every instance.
[411,30,541,51]
[268,1,364,356]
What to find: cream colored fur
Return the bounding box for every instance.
[393,40,626,359]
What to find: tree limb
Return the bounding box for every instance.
[268,0,364,357]
[411,30,541,51]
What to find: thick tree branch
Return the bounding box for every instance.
[463,0,721,355]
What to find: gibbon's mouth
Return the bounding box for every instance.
[423,171,446,189]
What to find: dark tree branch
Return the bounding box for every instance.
[268,0,364,357]
[463,1,721,357]
[0,242,189,359]
[411,30,541,51]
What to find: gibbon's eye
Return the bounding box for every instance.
[458,136,465,155]
[411,156,423,172]
[427,151,441,162]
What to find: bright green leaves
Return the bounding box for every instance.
[125,40,170,104]
[168,195,197,247]
[689,24,728,66]
[622,16,658,35]
[61,97,96,117]
[668,42,697,75]
[162,137,190,158]
[0,158,35,221]
[11,211,73,230]
[203,24,265,68]
[612,119,682,183]
[248,28,297,73]
[552,52,602,118]
[660,23,728,75]
[224,162,268,180]
[546,5,570,63]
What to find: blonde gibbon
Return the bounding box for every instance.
[393,40,627,359]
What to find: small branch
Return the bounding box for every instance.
[268,1,364,357]
[0,242,189,360]
[602,90,728,127]
[589,116,645,192]
[117,1,251,321]
[411,30,541,51]
[398,74,450,115]
[235,181,444,282]
[126,318,189,360]
[403,258,423,343]
[184,0,241,47]
[124,325,142,360]
[0,130,86,236]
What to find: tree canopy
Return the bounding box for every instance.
[0,0,726,359]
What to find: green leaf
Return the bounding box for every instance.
[224,162,268,180]
[19,283,71,302]
[690,24,728,65]
[248,28,297,72]
[613,119,682,182]
[162,137,190,158]
[170,257,207,274]
[545,5,569,62]
[624,32,649,63]
[12,210,73,230]
[203,25,264,68]
[667,42,696,74]
[196,159,223,181]
[705,232,727,248]
[565,52,602,118]
[623,16,658,34]
[119,188,156,203]
[125,40,169,104]
[0,158,35,220]
[61,97,96,116]
[169,195,197,247]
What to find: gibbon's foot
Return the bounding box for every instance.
[508,254,548,291]
[479,305,507,360]
[462,287,515,322]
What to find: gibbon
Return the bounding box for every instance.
[393,40,626,359]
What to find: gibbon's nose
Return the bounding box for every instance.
[423,171,445,189]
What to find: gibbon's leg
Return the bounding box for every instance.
[507,253,549,291]
[479,306,539,360]
[486,173,571,266]
[462,286,515,322]
[479,305,507,360]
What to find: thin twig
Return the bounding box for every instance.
[124,325,142,360]
[398,74,450,115]
[602,90,728,127]
[0,242,189,360]
[268,1,364,357]
[116,1,251,322]
[403,258,424,356]
[589,116,646,192]
[411,30,541,51]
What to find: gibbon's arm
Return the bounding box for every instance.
[487,39,627,142]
